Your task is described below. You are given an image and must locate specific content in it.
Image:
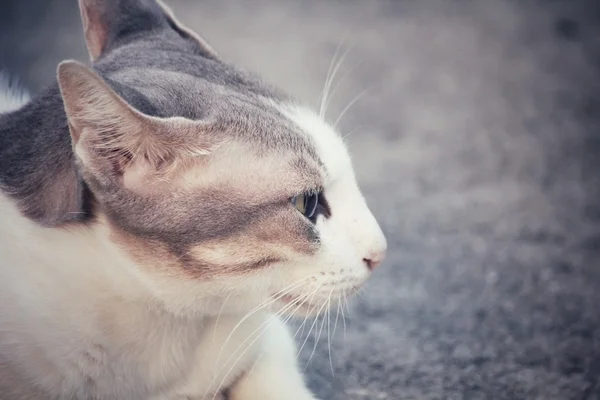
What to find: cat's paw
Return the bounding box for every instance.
[229,392,317,400]
[227,382,318,400]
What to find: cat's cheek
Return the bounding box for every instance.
[267,223,371,310]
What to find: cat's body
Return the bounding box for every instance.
[0,192,252,399]
[0,1,387,399]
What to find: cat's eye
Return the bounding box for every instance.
[291,192,319,220]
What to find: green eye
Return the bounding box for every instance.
[291,192,319,220]
[292,194,306,214]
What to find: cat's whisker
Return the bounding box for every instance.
[333,87,370,130]
[290,285,324,343]
[212,285,316,383]
[298,301,331,369]
[305,287,335,370]
[285,286,322,325]
[319,37,346,118]
[318,45,338,115]
[215,276,313,365]
[348,280,367,301]
[295,286,328,358]
[282,287,324,363]
[206,300,299,400]
[239,294,319,395]
[327,292,335,375]
[208,282,316,390]
[243,346,267,384]
[290,288,322,364]
[340,274,366,302]
[342,124,365,140]
[344,294,353,317]
[207,291,314,400]
[303,317,326,371]
[321,46,351,120]
[323,60,362,121]
[284,285,322,370]
[341,295,348,343]
[355,287,367,300]
[332,292,342,339]
[298,314,308,341]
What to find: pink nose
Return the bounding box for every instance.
[364,250,386,271]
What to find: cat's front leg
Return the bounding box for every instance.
[228,316,318,400]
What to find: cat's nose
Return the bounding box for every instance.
[363,249,386,271]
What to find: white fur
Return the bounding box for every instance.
[0,104,385,399]
[0,74,29,113]
[278,104,388,299]
[0,193,313,399]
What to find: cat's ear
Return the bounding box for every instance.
[77,0,217,62]
[155,0,218,58]
[77,0,108,61]
[57,60,213,188]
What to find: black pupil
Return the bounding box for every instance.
[304,193,318,219]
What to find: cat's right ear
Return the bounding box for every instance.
[78,0,218,62]
[57,60,215,189]
[77,0,110,61]
[155,0,218,58]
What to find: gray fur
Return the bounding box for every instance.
[0,0,318,227]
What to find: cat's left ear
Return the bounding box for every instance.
[57,60,216,189]
[78,0,218,62]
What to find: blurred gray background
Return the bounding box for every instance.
[1,0,600,399]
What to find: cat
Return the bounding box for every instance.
[0,0,387,399]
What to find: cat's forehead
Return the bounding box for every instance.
[92,38,352,189]
[97,47,323,159]
[97,42,288,116]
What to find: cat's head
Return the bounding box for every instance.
[57,0,387,316]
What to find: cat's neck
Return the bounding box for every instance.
[0,191,141,295]
[0,190,232,320]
